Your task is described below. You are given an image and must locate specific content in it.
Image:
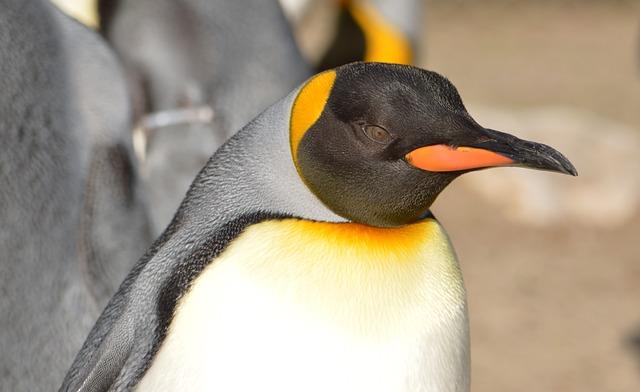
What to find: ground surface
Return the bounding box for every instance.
[423,2,640,391]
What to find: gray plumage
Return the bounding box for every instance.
[99,0,311,234]
[0,1,150,390]
[62,8,152,306]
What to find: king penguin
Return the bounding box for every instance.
[61,62,576,392]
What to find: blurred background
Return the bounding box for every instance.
[21,0,640,390]
[421,1,640,391]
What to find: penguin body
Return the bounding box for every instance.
[138,218,468,391]
[61,63,576,392]
[0,1,150,390]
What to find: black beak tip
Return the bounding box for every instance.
[515,139,578,177]
[550,148,578,176]
[560,159,578,177]
[477,128,578,177]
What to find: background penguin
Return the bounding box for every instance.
[0,0,151,390]
[61,62,576,392]
[319,0,422,69]
[97,0,311,234]
[283,0,423,70]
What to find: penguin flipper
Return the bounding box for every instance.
[60,293,137,392]
[65,333,132,392]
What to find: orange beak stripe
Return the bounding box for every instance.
[405,144,514,172]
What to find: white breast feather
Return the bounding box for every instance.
[137,219,469,392]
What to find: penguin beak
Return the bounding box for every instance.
[405,128,578,176]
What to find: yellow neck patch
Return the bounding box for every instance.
[183,217,465,336]
[285,219,432,259]
[228,218,461,278]
[290,70,337,168]
[349,1,413,64]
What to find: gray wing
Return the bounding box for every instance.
[59,268,141,392]
[59,198,185,392]
[59,211,286,391]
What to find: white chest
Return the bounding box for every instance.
[137,219,470,392]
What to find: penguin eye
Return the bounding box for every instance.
[362,124,393,144]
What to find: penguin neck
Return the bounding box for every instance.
[181,88,346,231]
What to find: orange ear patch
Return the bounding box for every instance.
[406,144,514,172]
[290,70,337,166]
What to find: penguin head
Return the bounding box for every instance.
[290,62,576,227]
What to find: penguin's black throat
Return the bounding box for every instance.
[294,62,576,227]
